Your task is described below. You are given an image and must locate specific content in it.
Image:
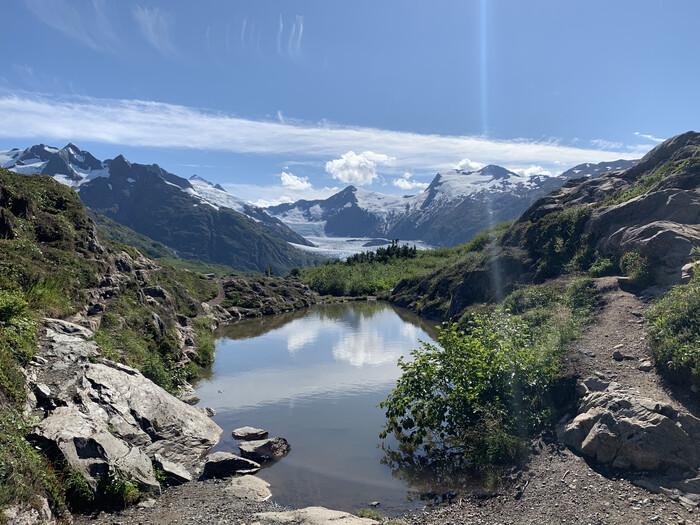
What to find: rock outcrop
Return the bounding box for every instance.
[558,377,700,499]
[26,319,222,496]
[233,426,269,440]
[517,131,700,285]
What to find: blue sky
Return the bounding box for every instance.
[0,1,698,205]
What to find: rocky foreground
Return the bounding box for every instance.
[7,278,691,525]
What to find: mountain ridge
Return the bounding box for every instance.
[0,144,320,273]
[268,160,637,247]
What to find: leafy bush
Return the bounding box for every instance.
[619,250,653,286]
[588,255,618,277]
[646,273,700,390]
[356,507,384,520]
[380,312,560,472]
[102,471,141,508]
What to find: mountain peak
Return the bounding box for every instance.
[189,174,212,185]
[478,164,517,179]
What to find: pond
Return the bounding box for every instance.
[193,301,443,515]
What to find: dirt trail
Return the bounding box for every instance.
[404,277,699,524]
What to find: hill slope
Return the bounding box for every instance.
[391,132,700,319]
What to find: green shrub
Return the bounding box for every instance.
[102,471,141,508]
[619,250,653,286]
[0,290,27,323]
[588,255,618,277]
[380,312,559,472]
[646,273,700,390]
[0,413,66,517]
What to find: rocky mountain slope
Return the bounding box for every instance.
[0,144,319,274]
[268,160,636,247]
[392,132,700,320]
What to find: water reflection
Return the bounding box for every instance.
[194,302,443,514]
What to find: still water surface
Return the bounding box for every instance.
[194,302,440,514]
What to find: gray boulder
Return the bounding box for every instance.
[232,426,269,440]
[201,452,261,478]
[558,379,700,473]
[27,318,222,496]
[153,453,192,485]
[239,437,291,462]
[225,475,272,502]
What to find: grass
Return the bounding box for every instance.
[646,271,700,390]
[603,155,700,206]
[356,507,384,520]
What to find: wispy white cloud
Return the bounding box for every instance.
[222,181,338,207]
[277,14,303,59]
[633,131,664,143]
[277,15,284,55]
[24,0,118,53]
[0,93,645,178]
[591,138,623,150]
[392,172,428,191]
[280,171,312,190]
[132,5,178,58]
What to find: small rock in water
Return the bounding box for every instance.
[239,437,291,462]
[202,451,261,478]
[181,395,201,405]
[232,426,269,440]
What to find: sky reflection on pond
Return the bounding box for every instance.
[194,302,439,514]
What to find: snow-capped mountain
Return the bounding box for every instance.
[268,162,637,247]
[0,143,310,248]
[1,143,319,273]
[557,159,637,180]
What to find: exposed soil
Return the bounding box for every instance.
[74,277,699,524]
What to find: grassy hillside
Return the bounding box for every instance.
[0,169,223,517]
[298,222,513,298]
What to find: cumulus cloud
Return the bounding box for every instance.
[513,165,552,178]
[392,172,429,190]
[325,150,390,185]
[456,158,485,171]
[280,171,311,190]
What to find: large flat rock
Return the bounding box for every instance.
[28,318,222,495]
[253,507,377,525]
